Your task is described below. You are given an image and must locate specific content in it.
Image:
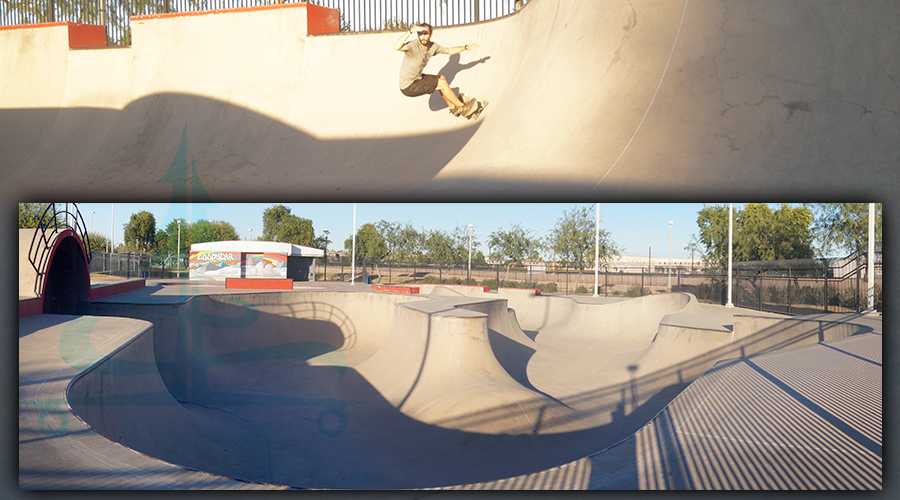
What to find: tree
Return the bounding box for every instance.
[812,203,882,256]
[344,223,388,279]
[424,229,456,281]
[160,219,190,256]
[697,204,815,270]
[488,223,541,280]
[85,231,110,254]
[547,205,619,287]
[19,203,58,228]
[262,204,316,247]
[396,223,425,264]
[210,220,239,241]
[123,211,157,253]
[684,233,702,271]
[190,220,218,244]
[697,205,731,271]
[375,220,402,265]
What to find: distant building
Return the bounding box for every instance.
[189,241,324,281]
[607,255,698,273]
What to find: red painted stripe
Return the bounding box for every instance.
[371,285,420,295]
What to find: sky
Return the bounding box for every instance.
[71,202,735,259]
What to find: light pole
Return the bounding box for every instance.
[867,203,875,314]
[594,203,600,297]
[667,221,674,292]
[87,211,94,233]
[726,204,734,307]
[351,203,357,284]
[467,224,474,282]
[323,229,330,282]
[177,220,182,278]
[248,228,252,241]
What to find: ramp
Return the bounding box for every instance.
[1,0,896,201]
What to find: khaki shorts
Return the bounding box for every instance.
[401,74,440,97]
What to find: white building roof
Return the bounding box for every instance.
[191,240,324,257]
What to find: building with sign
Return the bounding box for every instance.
[189,241,324,282]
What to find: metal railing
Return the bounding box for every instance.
[678,250,883,315]
[1,0,527,46]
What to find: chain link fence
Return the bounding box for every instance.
[2,0,527,46]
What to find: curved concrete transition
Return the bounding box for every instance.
[64,287,870,489]
[1,0,896,201]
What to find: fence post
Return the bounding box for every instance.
[758,271,762,312]
[824,266,829,313]
[788,264,792,315]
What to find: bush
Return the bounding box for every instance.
[623,285,649,297]
[574,286,590,294]
[480,278,557,293]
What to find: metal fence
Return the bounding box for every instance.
[318,250,883,315]
[89,251,153,277]
[676,250,883,315]
[1,0,526,46]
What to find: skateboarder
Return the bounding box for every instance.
[394,23,480,117]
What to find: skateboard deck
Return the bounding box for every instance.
[459,93,488,120]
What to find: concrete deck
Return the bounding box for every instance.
[18,282,882,489]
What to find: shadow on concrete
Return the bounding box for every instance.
[429,53,492,111]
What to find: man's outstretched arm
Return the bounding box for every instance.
[442,44,480,56]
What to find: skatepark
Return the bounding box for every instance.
[6,0,891,490]
[18,221,882,489]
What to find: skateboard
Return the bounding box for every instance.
[459,93,488,120]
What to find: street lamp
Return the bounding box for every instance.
[467,224,474,282]
[667,220,674,292]
[726,204,734,307]
[323,229,330,282]
[177,220,182,278]
[87,211,94,233]
[248,228,252,241]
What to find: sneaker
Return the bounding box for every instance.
[459,98,478,117]
[449,106,461,117]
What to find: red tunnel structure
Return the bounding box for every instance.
[19,206,95,317]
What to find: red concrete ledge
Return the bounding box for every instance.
[19,279,147,318]
[226,278,293,290]
[0,22,106,48]
[19,298,43,318]
[371,284,420,294]
[90,279,147,301]
[132,3,339,35]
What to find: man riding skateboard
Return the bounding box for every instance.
[394,23,480,117]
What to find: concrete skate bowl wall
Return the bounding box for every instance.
[3,1,895,200]
[66,289,873,488]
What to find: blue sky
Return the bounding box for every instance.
[73,202,735,259]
